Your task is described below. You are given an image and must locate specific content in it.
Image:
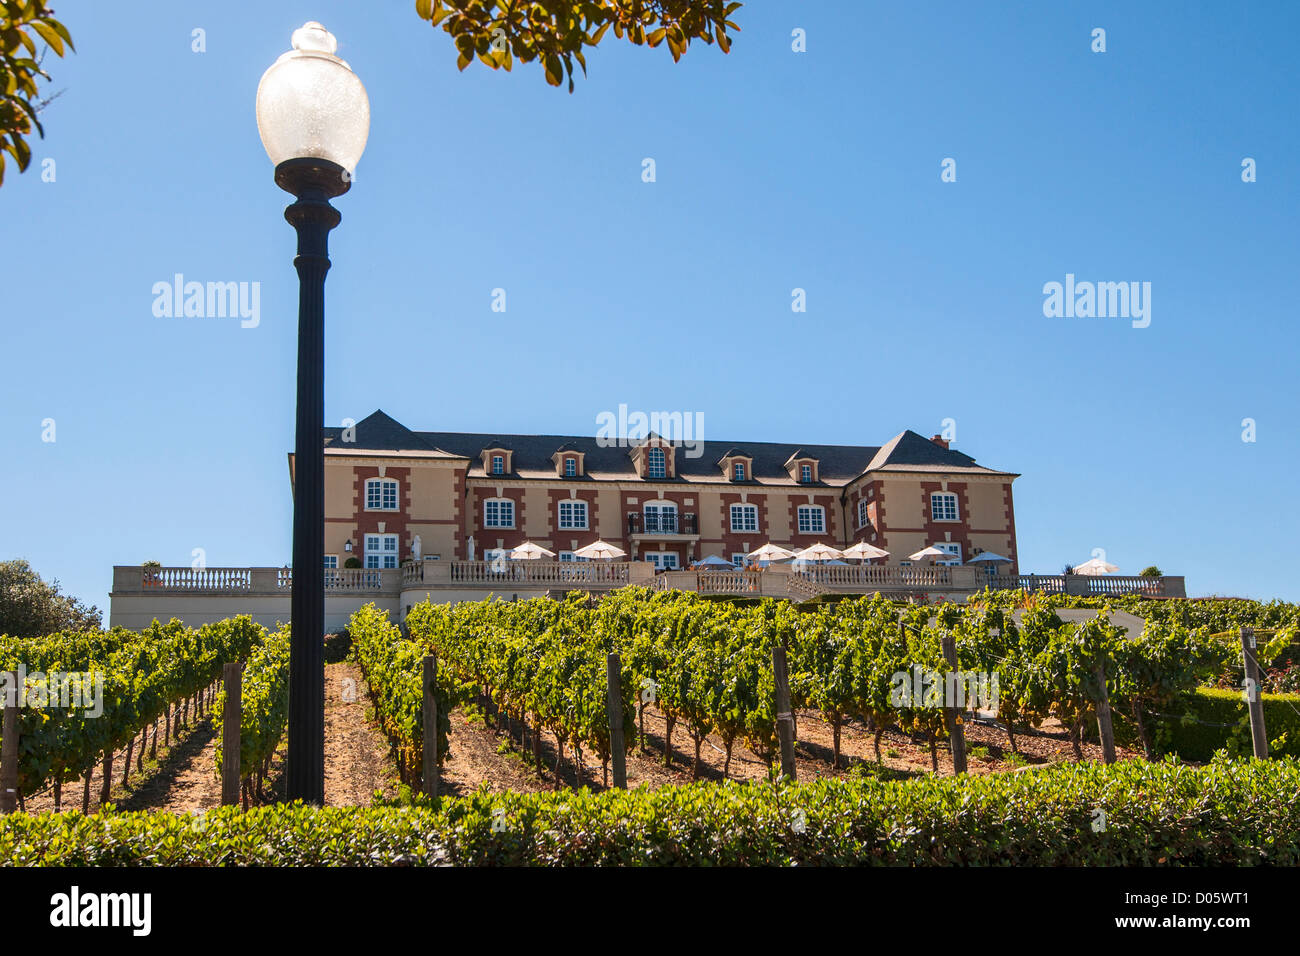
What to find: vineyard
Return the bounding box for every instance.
[347,588,1297,792]
[2,588,1299,866]
[0,617,265,811]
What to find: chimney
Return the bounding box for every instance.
[931,434,950,450]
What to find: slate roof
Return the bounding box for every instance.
[321,410,1017,484]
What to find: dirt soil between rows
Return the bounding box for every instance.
[21,662,1137,813]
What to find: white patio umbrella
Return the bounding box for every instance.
[967,552,1010,564]
[1072,557,1119,575]
[748,543,795,566]
[793,542,847,563]
[909,546,954,564]
[842,541,890,561]
[574,539,626,560]
[510,541,555,560]
[694,554,733,568]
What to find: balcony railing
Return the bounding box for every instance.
[445,560,634,587]
[627,512,698,535]
[797,564,959,588]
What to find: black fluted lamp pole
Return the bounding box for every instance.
[256,21,369,803]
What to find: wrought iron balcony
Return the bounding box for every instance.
[627,512,698,535]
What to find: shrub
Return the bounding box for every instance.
[1138,687,1300,761]
[2,758,1298,866]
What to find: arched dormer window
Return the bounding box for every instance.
[647,447,667,479]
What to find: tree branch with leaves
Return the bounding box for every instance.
[415,0,741,91]
[1,0,73,186]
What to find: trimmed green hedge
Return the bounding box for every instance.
[3,758,1298,865]
[1145,687,1300,761]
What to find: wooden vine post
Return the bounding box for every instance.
[940,635,967,774]
[422,654,439,798]
[0,670,18,814]
[1094,661,1117,764]
[221,662,242,806]
[606,653,627,789]
[1240,627,1269,759]
[772,644,797,781]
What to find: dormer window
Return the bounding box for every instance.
[784,454,819,483]
[552,447,585,478]
[719,452,754,482]
[647,447,667,479]
[481,447,513,475]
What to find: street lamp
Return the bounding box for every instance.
[256,21,369,803]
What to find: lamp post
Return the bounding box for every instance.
[256,22,369,803]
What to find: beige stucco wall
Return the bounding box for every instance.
[881,478,925,529]
[108,593,399,634]
[966,481,1008,531]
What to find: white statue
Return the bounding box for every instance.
[412,534,422,560]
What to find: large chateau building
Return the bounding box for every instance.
[302,410,1021,573]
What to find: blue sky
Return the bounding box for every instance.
[2,0,1297,609]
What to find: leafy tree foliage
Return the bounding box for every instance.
[414,0,741,91]
[0,0,73,185]
[0,559,100,639]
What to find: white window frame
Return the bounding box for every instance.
[857,498,870,528]
[796,505,826,535]
[558,550,588,562]
[558,499,588,530]
[364,477,399,511]
[800,463,813,483]
[936,542,963,566]
[483,497,515,529]
[491,454,505,475]
[564,457,577,478]
[643,502,678,533]
[730,503,758,533]
[364,533,399,569]
[645,552,679,570]
[323,555,339,569]
[732,461,746,481]
[731,553,749,568]
[931,492,959,522]
[646,447,667,479]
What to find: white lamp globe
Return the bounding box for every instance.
[256,22,370,174]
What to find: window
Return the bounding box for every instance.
[483,498,515,529]
[730,504,758,533]
[936,542,962,566]
[323,555,338,569]
[796,505,826,534]
[558,500,588,530]
[931,492,959,521]
[365,478,399,511]
[732,461,746,481]
[731,553,749,568]
[491,455,505,475]
[645,553,679,570]
[857,498,870,528]
[364,533,399,569]
[800,464,813,483]
[558,551,588,562]
[644,502,678,533]
[647,447,667,479]
[564,458,577,478]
